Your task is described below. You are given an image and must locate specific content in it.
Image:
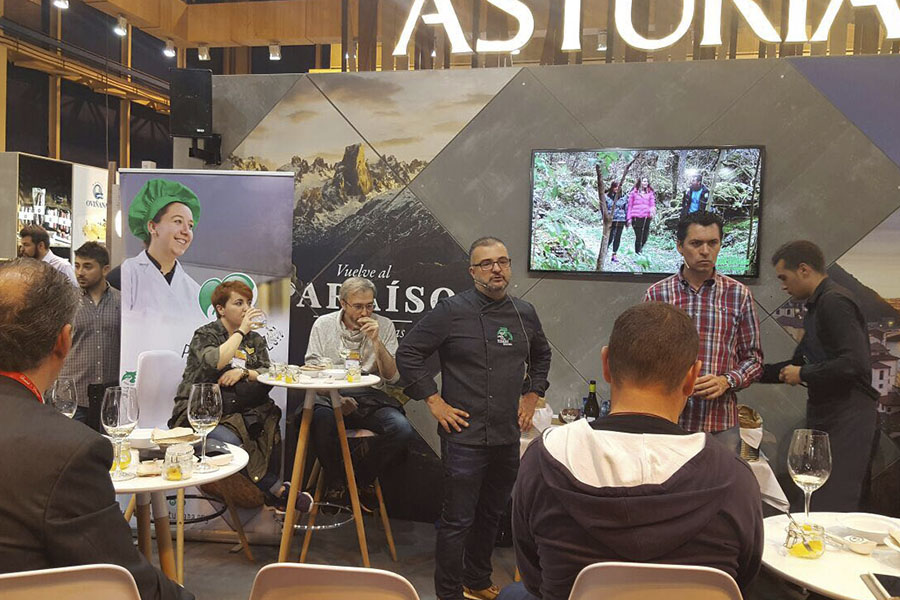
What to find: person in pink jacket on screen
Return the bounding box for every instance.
[626,177,656,254]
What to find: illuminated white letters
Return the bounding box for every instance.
[615,0,695,50]
[811,0,900,41]
[560,0,583,51]
[392,0,900,57]
[476,0,535,52]
[393,0,473,56]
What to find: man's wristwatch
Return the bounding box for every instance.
[240,367,250,380]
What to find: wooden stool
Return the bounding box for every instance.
[299,448,398,563]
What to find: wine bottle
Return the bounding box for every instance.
[584,380,600,421]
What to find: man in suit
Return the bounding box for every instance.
[0,258,193,600]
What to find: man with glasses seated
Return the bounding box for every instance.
[306,276,413,511]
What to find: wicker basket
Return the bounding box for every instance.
[738,404,763,462]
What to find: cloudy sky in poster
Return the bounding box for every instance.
[836,209,900,298]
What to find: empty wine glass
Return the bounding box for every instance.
[101,386,139,481]
[787,429,832,522]
[188,383,223,473]
[560,397,583,424]
[48,377,77,418]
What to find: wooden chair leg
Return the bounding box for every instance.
[123,494,136,521]
[176,489,185,585]
[299,466,326,562]
[219,491,255,563]
[375,479,397,561]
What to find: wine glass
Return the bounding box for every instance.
[48,377,77,418]
[560,397,583,424]
[249,310,267,330]
[787,429,832,522]
[101,387,139,481]
[188,383,223,473]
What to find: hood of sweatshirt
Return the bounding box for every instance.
[536,419,741,561]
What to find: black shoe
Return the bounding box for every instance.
[320,486,347,516]
[267,482,313,515]
[357,483,377,514]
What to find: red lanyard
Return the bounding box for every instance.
[0,371,43,403]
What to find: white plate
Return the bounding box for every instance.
[841,513,899,544]
[128,430,155,449]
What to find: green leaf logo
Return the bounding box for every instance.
[198,273,258,319]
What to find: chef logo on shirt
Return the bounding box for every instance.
[497,327,513,346]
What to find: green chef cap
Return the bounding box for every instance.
[128,179,201,242]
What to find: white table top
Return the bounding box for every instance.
[112,439,249,494]
[762,512,900,600]
[257,373,381,390]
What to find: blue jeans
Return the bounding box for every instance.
[311,404,413,490]
[497,582,538,600]
[435,440,520,600]
[208,425,278,492]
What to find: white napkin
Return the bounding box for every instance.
[740,426,763,449]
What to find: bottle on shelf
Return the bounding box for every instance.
[584,380,600,421]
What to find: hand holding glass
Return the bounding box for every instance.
[188,383,223,473]
[48,377,77,418]
[787,429,832,522]
[101,387,139,481]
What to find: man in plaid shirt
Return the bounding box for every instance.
[643,212,763,451]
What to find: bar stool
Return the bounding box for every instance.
[299,429,398,563]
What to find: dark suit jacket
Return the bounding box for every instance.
[0,377,193,600]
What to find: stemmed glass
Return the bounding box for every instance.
[48,377,77,418]
[188,383,223,473]
[101,386,139,481]
[787,429,832,522]
[560,397,583,423]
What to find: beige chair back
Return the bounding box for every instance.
[249,563,419,600]
[569,561,743,600]
[0,564,140,600]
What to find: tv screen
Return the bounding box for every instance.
[529,147,764,277]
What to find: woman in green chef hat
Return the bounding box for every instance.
[121,179,205,319]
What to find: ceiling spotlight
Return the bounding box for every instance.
[597,31,608,52]
[269,44,281,61]
[113,15,128,37]
[198,45,211,61]
[52,0,69,8]
[163,40,176,58]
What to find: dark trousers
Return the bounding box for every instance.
[607,222,625,253]
[435,439,519,600]
[311,404,413,489]
[807,392,877,512]
[632,217,651,253]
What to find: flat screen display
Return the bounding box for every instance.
[529,147,764,277]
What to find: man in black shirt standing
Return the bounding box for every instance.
[397,237,552,600]
[763,240,878,511]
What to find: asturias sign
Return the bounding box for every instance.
[393,0,900,54]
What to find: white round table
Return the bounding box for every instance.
[257,373,385,566]
[113,433,250,584]
[762,512,900,600]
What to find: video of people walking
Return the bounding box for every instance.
[529,147,764,277]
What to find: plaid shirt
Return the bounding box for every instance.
[59,284,121,407]
[644,269,763,432]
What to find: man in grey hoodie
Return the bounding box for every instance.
[506,302,763,600]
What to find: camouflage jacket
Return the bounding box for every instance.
[169,320,280,483]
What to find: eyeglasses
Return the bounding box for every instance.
[346,302,375,311]
[471,257,511,271]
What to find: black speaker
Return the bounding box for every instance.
[169,68,213,137]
